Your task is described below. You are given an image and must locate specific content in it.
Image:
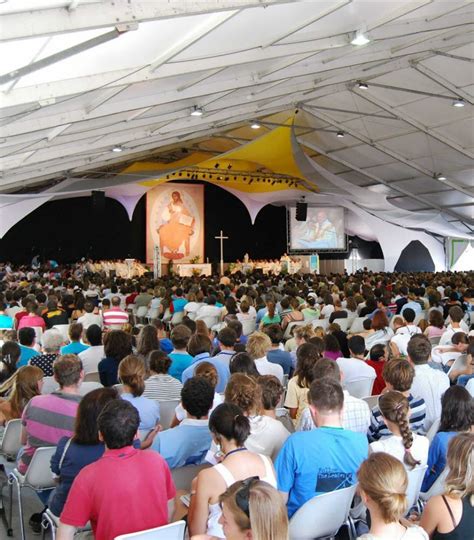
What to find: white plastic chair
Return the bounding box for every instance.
[414,311,427,325]
[429,336,441,346]
[447,354,467,377]
[241,318,256,336]
[334,318,349,332]
[83,371,101,383]
[157,400,180,430]
[425,417,440,443]
[419,467,449,504]
[0,419,22,461]
[41,376,59,394]
[169,311,185,326]
[114,520,186,540]
[195,315,220,329]
[345,378,375,399]
[52,324,70,342]
[348,317,366,334]
[289,484,358,540]
[7,446,56,540]
[406,465,428,514]
[312,318,329,332]
[171,463,211,491]
[42,508,92,540]
[283,321,306,340]
[362,394,380,410]
[31,326,44,345]
[78,381,103,396]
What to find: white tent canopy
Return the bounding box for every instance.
[0,0,473,251]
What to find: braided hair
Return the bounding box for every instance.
[379,391,421,469]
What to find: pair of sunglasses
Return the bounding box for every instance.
[235,476,259,518]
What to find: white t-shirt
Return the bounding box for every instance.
[336,357,376,384]
[78,345,105,374]
[321,304,335,318]
[246,415,290,461]
[370,433,429,469]
[77,312,103,329]
[254,357,284,383]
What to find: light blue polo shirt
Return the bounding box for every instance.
[121,393,160,432]
[181,352,231,393]
[151,418,211,469]
[275,427,368,517]
[18,345,38,367]
[60,342,90,355]
[168,351,194,381]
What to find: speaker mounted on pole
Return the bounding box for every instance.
[295,201,307,222]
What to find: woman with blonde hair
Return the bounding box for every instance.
[217,479,289,540]
[420,432,474,539]
[225,373,289,461]
[370,391,429,470]
[118,355,160,435]
[0,365,43,425]
[284,323,314,354]
[357,452,429,539]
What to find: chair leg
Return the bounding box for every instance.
[42,511,56,540]
[16,480,25,540]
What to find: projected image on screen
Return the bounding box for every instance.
[290,207,345,250]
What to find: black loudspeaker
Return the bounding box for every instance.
[295,202,307,221]
[91,191,105,212]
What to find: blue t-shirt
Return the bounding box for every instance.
[159,338,173,354]
[172,298,187,313]
[18,345,38,367]
[121,393,160,432]
[401,301,422,315]
[422,431,457,492]
[168,352,194,381]
[275,427,368,517]
[181,353,230,393]
[151,419,211,469]
[267,349,293,375]
[60,342,90,355]
[0,314,13,329]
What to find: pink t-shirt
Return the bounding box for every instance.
[18,315,46,330]
[60,446,176,540]
[425,326,444,338]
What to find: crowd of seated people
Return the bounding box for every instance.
[0,264,473,539]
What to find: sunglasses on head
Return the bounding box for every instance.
[235,476,259,518]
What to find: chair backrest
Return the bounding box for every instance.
[170,311,185,325]
[414,311,427,325]
[195,315,219,329]
[24,446,57,489]
[171,463,211,491]
[114,520,186,540]
[289,484,357,539]
[345,377,375,399]
[283,321,305,340]
[136,306,149,318]
[241,318,256,336]
[348,317,366,334]
[429,336,441,346]
[312,318,329,331]
[83,371,101,383]
[158,400,180,430]
[335,318,349,332]
[0,419,22,459]
[78,381,103,396]
[362,394,380,410]
[52,324,70,342]
[425,417,441,443]
[41,376,59,394]
[31,326,44,345]
[406,465,428,512]
[447,354,467,377]
[420,467,449,501]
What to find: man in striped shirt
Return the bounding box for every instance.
[19,354,83,475]
[368,357,426,441]
[102,296,129,329]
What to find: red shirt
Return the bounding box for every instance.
[60,446,175,540]
[366,360,386,395]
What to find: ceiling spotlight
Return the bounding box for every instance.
[112,145,123,152]
[452,98,465,107]
[336,131,345,138]
[190,106,203,116]
[357,81,369,90]
[251,121,261,129]
[351,32,371,46]
[436,173,447,181]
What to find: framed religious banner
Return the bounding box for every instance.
[146,184,204,264]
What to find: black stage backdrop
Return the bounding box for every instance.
[0,182,382,264]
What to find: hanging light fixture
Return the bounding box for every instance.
[436,173,447,181]
[190,106,203,116]
[357,81,369,90]
[336,131,345,138]
[452,98,465,108]
[250,121,261,129]
[112,145,123,153]
[351,32,370,46]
